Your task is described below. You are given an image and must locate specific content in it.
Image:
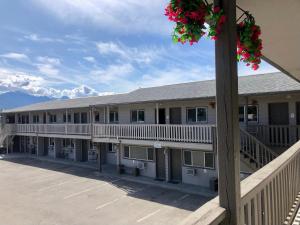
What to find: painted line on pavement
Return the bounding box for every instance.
[137,209,162,223]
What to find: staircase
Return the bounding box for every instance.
[240,128,277,172]
[0,125,14,148]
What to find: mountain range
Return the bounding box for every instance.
[0,91,58,110]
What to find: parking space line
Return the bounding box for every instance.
[63,178,121,200]
[135,193,190,223]
[136,209,162,223]
[38,179,75,192]
[63,186,95,200]
[95,196,126,210]
[176,194,190,202]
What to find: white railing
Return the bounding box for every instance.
[14,124,91,136]
[248,125,300,147]
[93,124,215,143]
[182,140,300,225]
[240,128,277,169]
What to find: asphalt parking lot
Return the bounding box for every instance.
[0,157,209,225]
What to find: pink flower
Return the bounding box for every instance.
[214,6,220,13]
[252,64,259,70]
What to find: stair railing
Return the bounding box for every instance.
[240,128,277,169]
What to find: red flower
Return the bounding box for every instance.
[213,6,220,13]
[252,64,259,70]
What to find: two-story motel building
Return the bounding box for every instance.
[1,72,300,189]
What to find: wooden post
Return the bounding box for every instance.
[214,0,241,225]
[245,96,249,129]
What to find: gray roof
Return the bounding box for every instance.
[4,72,300,113]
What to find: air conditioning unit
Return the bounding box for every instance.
[137,162,147,170]
[186,168,197,176]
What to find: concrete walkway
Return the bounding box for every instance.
[0,153,216,198]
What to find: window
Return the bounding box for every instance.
[239,106,245,122]
[63,113,72,123]
[147,148,154,161]
[247,105,258,122]
[184,151,192,166]
[131,110,145,123]
[187,107,207,123]
[239,105,258,123]
[49,114,56,123]
[123,146,154,161]
[74,113,80,124]
[183,150,215,169]
[204,152,215,169]
[108,143,115,153]
[124,146,130,158]
[33,115,39,123]
[49,138,55,146]
[21,115,29,124]
[95,112,100,122]
[81,112,88,123]
[62,139,72,148]
[109,111,119,123]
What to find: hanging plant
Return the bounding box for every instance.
[165,0,209,45]
[206,6,227,40]
[237,15,263,70]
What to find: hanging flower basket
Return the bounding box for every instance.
[237,15,263,70]
[165,1,263,70]
[165,0,226,45]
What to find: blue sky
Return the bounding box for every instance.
[0,0,278,98]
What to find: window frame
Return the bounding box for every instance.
[33,115,39,124]
[239,105,259,123]
[186,107,208,123]
[109,111,119,123]
[131,109,145,123]
[183,150,215,169]
[108,143,116,153]
[204,152,215,169]
[123,145,154,161]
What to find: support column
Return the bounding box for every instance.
[75,139,82,162]
[97,143,102,172]
[214,0,240,224]
[106,106,110,124]
[156,103,159,124]
[6,137,9,154]
[37,137,44,157]
[164,148,170,182]
[116,143,121,166]
[245,96,249,128]
[54,138,62,159]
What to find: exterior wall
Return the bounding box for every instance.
[182,166,217,188]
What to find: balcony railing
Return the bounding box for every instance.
[183,140,300,225]
[93,124,215,143]
[248,125,300,147]
[3,123,215,144]
[14,124,91,136]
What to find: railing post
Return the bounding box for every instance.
[214,0,240,224]
[255,142,260,168]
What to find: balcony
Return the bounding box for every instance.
[93,124,214,144]
[182,140,300,225]
[11,124,91,136]
[3,123,215,144]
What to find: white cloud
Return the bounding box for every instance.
[91,63,134,84]
[37,56,61,66]
[0,52,29,61]
[0,67,109,98]
[96,41,159,64]
[36,56,61,76]
[36,64,59,76]
[31,0,171,34]
[24,34,63,43]
[83,56,96,63]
